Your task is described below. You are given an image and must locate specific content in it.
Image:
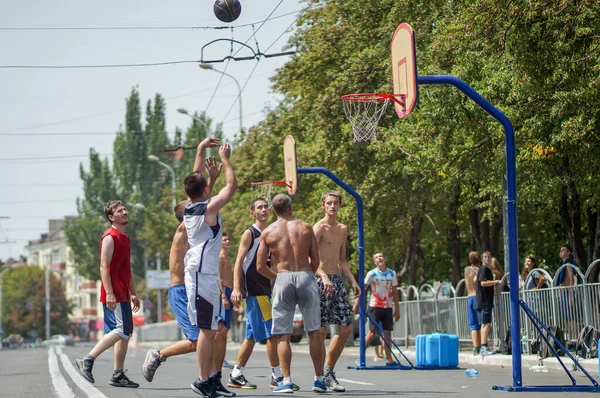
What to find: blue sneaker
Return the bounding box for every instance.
[312,380,327,393]
[273,382,295,393]
[385,361,397,367]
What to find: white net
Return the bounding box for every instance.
[342,97,390,142]
[251,182,282,208]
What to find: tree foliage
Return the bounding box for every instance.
[2,267,72,337]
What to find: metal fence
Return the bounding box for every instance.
[392,260,600,353]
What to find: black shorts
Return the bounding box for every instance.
[478,306,493,325]
[369,307,394,331]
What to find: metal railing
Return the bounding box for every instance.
[392,261,600,353]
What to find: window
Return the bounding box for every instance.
[52,249,60,264]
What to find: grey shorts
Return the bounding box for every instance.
[272,271,321,335]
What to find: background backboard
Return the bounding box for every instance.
[283,135,298,195]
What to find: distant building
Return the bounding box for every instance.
[24,218,103,341]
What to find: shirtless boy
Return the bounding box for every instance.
[256,194,333,394]
[464,251,481,355]
[313,190,360,392]
[215,234,234,378]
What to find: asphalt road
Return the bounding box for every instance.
[2,341,600,397]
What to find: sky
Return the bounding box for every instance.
[0,0,306,261]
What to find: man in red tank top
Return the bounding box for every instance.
[75,200,141,388]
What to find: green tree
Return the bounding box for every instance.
[2,267,72,337]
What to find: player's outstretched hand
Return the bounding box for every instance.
[205,156,222,181]
[198,137,220,150]
[219,142,231,160]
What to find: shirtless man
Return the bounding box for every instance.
[256,194,333,394]
[464,251,481,355]
[141,142,235,397]
[313,190,360,392]
[215,234,234,376]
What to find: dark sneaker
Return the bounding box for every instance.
[324,371,345,392]
[192,378,218,398]
[227,374,257,389]
[142,349,162,382]
[109,371,139,388]
[271,377,299,391]
[210,372,236,397]
[75,357,95,384]
[271,376,283,389]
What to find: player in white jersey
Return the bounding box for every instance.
[183,139,238,398]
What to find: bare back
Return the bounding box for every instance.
[169,222,189,286]
[314,219,347,275]
[263,218,318,273]
[464,265,478,297]
[219,252,233,289]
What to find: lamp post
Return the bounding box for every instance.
[199,63,243,134]
[177,108,212,158]
[45,254,51,340]
[147,155,176,208]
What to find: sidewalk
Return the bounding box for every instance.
[137,339,599,374]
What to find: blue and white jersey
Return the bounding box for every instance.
[183,200,222,274]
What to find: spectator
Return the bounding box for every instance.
[556,244,579,342]
[521,256,547,290]
[477,251,501,357]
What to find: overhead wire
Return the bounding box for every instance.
[203,0,285,114]
[0,9,308,32]
[219,0,316,123]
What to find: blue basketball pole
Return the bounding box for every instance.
[417,75,522,387]
[416,76,600,392]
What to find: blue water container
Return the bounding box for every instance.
[415,332,459,368]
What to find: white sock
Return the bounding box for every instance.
[284,377,292,385]
[231,365,243,378]
[272,366,283,378]
[315,375,324,382]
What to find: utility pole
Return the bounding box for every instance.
[45,254,51,340]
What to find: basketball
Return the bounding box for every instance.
[213,0,242,23]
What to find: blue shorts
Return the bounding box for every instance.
[103,302,133,339]
[245,295,273,343]
[478,306,493,325]
[467,296,481,331]
[218,287,233,329]
[169,284,199,341]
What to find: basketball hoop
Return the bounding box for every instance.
[342,93,405,142]
[250,181,287,207]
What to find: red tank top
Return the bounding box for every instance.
[99,227,131,303]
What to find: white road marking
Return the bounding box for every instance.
[336,378,375,386]
[56,346,108,398]
[48,346,76,398]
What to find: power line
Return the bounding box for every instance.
[0,60,199,69]
[204,0,286,114]
[0,183,80,187]
[220,0,316,124]
[0,199,74,204]
[0,153,112,162]
[0,9,310,32]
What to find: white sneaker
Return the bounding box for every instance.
[480,347,496,357]
[324,372,345,392]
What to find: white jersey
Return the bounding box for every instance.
[183,200,223,274]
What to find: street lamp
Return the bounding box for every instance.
[199,63,243,134]
[148,155,176,208]
[177,108,212,158]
